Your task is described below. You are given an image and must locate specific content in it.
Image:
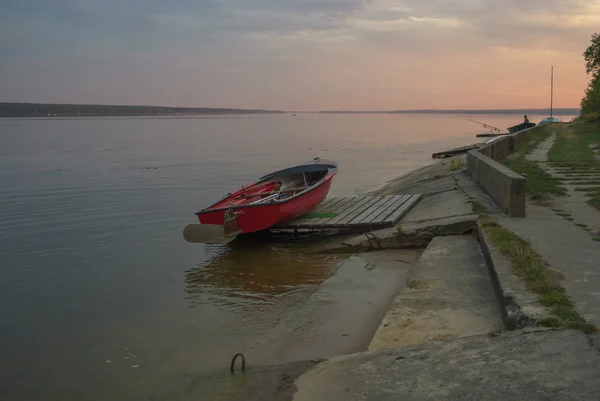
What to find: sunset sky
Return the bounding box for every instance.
[1,0,599,111]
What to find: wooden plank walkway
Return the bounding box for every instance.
[277,194,422,229]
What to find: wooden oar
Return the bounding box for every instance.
[183,224,238,244]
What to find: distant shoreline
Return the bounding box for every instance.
[318,108,579,115]
[0,102,580,118]
[0,103,285,118]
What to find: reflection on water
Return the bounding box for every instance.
[1,114,575,401]
[185,238,345,308]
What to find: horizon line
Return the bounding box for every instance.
[0,102,581,114]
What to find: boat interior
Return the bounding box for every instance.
[210,169,328,209]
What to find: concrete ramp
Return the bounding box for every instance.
[369,235,503,350]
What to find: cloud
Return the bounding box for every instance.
[0,0,597,109]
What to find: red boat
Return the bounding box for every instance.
[194,158,338,238]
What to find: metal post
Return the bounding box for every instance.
[550,66,554,117]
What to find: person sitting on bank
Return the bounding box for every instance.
[524,115,529,124]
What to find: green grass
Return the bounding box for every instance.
[504,158,567,204]
[589,192,600,210]
[479,215,596,333]
[501,125,567,205]
[575,223,588,228]
[558,180,600,186]
[449,158,464,171]
[574,186,600,192]
[555,212,571,217]
[547,124,600,211]
[560,173,600,178]
[513,124,556,154]
[301,212,338,218]
[548,124,600,167]
[470,200,487,213]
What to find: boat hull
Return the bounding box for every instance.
[196,172,335,234]
[507,122,536,133]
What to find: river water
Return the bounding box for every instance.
[0,113,572,400]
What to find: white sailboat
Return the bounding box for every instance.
[539,66,560,125]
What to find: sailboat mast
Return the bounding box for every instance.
[550,66,554,117]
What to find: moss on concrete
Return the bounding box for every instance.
[504,158,566,205]
[479,215,597,334]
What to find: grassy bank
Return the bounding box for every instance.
[503,124,566,205]
[504,158,566,204]
[548,122,600,210]
[547,122,600,166]
[479,215,596,333]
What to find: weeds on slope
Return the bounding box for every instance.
[479,215,597,334]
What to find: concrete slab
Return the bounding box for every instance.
[466,150,526,216]
[498,202,600,325]
[252,251,416,365]
[552,189,600,236]
[369,156,465,196]
[399,187,474,224]
[477,221,551,329]
[368,236,503,351]
[535,164,600,236]
[526,130,556,162]
[455,171,502,213]
[294,330,600,401]
[311,215,479,254]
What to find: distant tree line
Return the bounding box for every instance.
[319,108,579,115]
[581,33,600,121]
[0,103,285,118]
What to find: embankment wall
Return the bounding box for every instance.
[466,125,548,217]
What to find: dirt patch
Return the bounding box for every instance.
[406,279,437,289]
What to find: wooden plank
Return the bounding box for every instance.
[328,196,383,227]
[309,197,345,213]
[381,194,422,225]
[352,195,405,225]
[309,196,339,210]
[346,196,398,225]
[290,197,347,225]
[320,196,378,227]
[300,196,372,228]
[277,194,422,230]
[320,197,353,211]
[377,194,418,225]
[371,195,413,224]
[307,196,368,227]
[326,197,361,214]
[335,196,385,225]
[290,197,357,227]
[365,195,411,224]
[357,195,407,224]
[299,197,361,227]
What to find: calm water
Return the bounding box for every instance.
[0,113,570,400]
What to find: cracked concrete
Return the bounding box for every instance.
[293,329,600,401]
[498,203,600,325]
[524,128,600,237]
[477,220,552,329]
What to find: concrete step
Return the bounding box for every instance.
[369,235,504,350]
[294,329,600,401]
[249,250,422,366]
